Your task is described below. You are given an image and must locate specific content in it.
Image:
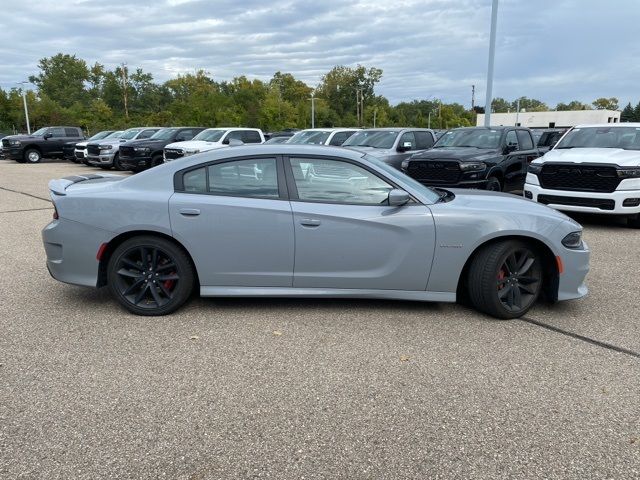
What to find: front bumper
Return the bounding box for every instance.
[556,240,590,301]
[525,174,640,215]
[118,155,152,170]
[42,217,114,288]
[86,152,116,166]
[2,147,24,160]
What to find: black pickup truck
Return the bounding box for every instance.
[401,126,541,192]
[1,126,85,163]
[118,126,206,172]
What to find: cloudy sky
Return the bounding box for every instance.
[1,0,638,108]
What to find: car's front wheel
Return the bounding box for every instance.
[112,153,124,171]
[24,148,42,163]
[107,236,195,316]
[485,176,502,192]
[467,240,543,319]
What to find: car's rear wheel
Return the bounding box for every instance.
[107,236,195,316]
[467,240,542,319]
[24,148,42,163]
[485,176,502,192]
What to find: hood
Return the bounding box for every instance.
[447,188,577,225]
[121,138,169,148]
[75,141,89,148]
[4,134,45,141]
[165,140,225,151]
[412,147,501,162]
[345,146,396,156]
[538,148,640,167]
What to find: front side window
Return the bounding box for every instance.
[505,130,519,150]
[175,129,195,141]
[50,127,65,137]
[289,157,393,205]
[399,132,416,150]
[516,130,534,150]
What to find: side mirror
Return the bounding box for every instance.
[503,144,517,154]
[44,132,52,139]
[222,138,230,145]
[228,139,244,147]
[388,189,410,206]
[397,142,413,152]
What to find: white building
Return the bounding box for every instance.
[476,109,621,128]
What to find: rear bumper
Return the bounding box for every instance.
[42,217,113,288]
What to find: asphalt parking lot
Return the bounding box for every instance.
[1,158,638,479]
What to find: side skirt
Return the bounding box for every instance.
[200,286,456,303]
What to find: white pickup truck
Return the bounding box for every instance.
[524,123,640,228]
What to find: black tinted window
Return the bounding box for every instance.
[329,131,353,146]
[65,128,79,137]
[138,129,157,139]
[414,131,435,149]
[175,129,195,141]
[242,131,261,143]
[208,158,278,198]
[516,130,533,150]
[505,130,519,149]
[50,127,65,137]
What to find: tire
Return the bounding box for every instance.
[150,155,163,168]
[467,240,543,319]
[99,165,112,170]
[107,236,195,316]
[627,214,640,228]
[24,148,42,164]
[112,153,124,171]
[485,176,502,192]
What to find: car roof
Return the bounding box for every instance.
[572,123,640,128]
[297,127,359,132]
[356,127,434,132]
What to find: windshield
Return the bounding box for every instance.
[343,130,398,149]
[31,127,48,136]
[434,129,501,149]
[150,128,178,140]
[363,154,440,203]
[120,129,142,140]
[555,127,640,150]
[286,130,332,145]
[192,129,226,142]
[105,130,123,138]
[88,131,113,141]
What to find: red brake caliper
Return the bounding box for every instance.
[497,268,506,290]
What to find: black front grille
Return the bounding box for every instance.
[539,164,621,193]
[2,139,10,148]
[407,160,461,184]
[164,149,183,160]
[119,146,135,158]
[74,150,85,159]
[538,194,615,211]
[86,145,100,155]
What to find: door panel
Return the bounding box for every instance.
[291,202,435,290]
[170,194,294,287]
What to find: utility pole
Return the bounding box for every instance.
[484,0,499,126]
[17,81,31,134]
[428,111,431,129]
[373,107,377,128]
[471,84,475,111]
[121,62,129,120]
[310,93,316,128]
[360,89,364,126]
[515,98,520,126]
[356,89,360,126]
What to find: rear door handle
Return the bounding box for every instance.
[300,218,321,227]
[179,208,201,216]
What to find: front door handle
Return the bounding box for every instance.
[300,218,321,227]
[179,208,201,216]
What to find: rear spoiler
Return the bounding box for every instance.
[48,174,119,196]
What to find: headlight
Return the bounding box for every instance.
[528,164,543,174]
[9,139,21,146]
[459,162,486,172]
[617,167,640,178]
[134,147,150,153]
[561,231,583,249]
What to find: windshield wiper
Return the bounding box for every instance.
[554,146,575,149]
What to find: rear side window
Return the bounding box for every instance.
[65,128,79,137]
[329,131,354,146]
[50,127,65,137]
[183,167,207,193]
[516,130,534,150]
[414,131,435,149]
[242,131,262,143]
[138,129,157,139]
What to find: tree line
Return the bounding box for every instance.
[0,53,631,135]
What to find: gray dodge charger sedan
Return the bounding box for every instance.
[42,145,589,319]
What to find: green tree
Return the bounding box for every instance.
[556,100,591,111]
[491,97,511,113]
[620,102,634,122]
[512,97,548,112]
[592,97,619,110]
[28,53,90,108]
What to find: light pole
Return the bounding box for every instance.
[484,0,499,127]
[428,111,431,129]
[310,92,316,128]
[17,81,31,134]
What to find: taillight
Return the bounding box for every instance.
[53,204,59,220]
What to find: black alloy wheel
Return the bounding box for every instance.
[485,176,502,192]
[108,236,195,315]
[468,240,543,319]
